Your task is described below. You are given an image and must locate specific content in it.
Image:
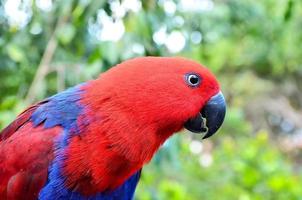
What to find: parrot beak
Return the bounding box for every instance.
[184,91,226,139]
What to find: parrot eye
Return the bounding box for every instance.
[185,73,201,87]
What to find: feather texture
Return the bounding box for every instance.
[0,57,221,199]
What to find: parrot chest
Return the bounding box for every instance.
[39,169,141,200]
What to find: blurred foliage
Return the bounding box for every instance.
[0,0,302,199]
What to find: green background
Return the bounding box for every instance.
[1,0,302,199]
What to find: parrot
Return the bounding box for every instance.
[0,57,226,200]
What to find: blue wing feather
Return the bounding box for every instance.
[31,84,84,129]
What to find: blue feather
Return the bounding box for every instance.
[31,84,84,130]
[39,170,141,200]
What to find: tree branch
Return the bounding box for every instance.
[25,15,68,104]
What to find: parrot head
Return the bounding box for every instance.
[87,57,226,140]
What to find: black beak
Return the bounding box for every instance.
[184,91,226,139]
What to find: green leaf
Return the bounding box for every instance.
[56,24,76,45]
[7,44,25,62]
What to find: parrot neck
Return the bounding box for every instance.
[64,117,176,195]
[62,81,182,195]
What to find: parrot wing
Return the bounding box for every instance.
[0,100,48,141]
[0,100,63,200]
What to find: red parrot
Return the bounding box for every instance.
[0,57,226,200]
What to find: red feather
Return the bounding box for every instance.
[0,104,61,199]
[62,57,220,194]
[0,100,48,141]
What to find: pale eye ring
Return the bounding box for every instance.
[185,73,201,87]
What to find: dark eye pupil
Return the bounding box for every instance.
[185,73,201,87]
[189,76,199,85]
